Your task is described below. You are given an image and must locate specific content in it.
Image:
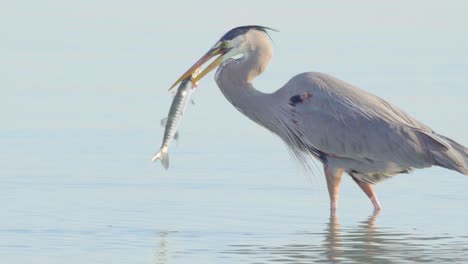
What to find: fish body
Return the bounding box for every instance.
[152,75,197,169]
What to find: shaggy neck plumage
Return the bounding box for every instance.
[214,33,317,170]
[215,45,280,131]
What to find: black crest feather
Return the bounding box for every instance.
[220,25,278,41]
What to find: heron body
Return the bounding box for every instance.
[170,26,468,214]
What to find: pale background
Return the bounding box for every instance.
[1,1,467,263]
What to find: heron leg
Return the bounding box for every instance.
[324,165,344,216]
[354,181,382,212]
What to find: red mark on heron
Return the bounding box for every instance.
[301,92,313,101]
[289,92,313,106]
[289,92,313,126]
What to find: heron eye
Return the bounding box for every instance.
[221,41,228,48]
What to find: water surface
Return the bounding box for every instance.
[1,128,467,263]
[2,1,468,263]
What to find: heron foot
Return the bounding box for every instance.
[371,196,382,212]
[330,205,337,217]
[355,181,382,212]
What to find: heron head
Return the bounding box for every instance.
[169,25,277,90]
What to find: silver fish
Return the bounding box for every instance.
[152,70,199,169]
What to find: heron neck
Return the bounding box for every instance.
[215,49,280,131]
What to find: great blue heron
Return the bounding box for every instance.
[169,25,468,214]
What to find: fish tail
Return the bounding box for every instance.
[152,147,169,170]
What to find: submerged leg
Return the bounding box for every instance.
[354,181,382,212]
[324,165,344,216]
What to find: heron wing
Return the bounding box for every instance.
[283,72,444,169]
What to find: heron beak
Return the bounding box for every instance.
[168,47,225,91]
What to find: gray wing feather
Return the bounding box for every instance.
[283,72,440,171]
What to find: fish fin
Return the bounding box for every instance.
[174,131,179,142]
[160,117,168,127]
[152,147,169,170]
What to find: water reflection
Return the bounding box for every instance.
[222,213,467,263]
[154,231,168,264]
[323,212,383,263]
[153,214,467,263]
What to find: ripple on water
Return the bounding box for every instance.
[160,213,468,264]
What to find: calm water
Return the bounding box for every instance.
[2,2,468,262]
[1,127,467,263]
[0,0,468,264]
